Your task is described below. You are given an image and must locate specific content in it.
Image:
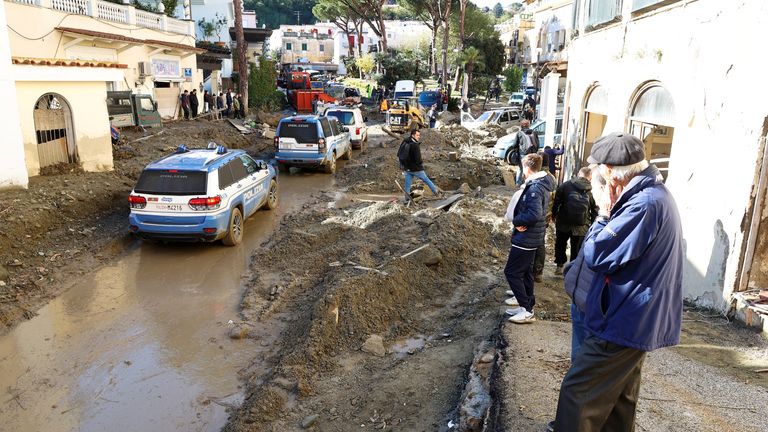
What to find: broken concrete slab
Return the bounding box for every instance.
[361,334,386,357]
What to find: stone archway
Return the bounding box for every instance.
[33,93,77,168]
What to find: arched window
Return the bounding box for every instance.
[628,82,676,181]
[33,93,77,169]
[580,84,609,164]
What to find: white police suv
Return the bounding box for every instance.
[128,143,278,246]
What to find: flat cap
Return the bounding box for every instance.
[587,132,646,165]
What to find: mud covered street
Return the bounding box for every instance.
[2,116,768,432]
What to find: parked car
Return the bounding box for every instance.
[507,92,525,108]
[460,107,521,130]
[128,144,278,246]
[274,115,352,174]
[324,107,368,150]
[490,116,563,164]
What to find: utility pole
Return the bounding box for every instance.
[234,0,248,113]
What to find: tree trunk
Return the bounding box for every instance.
[440,0,451,90]
[378,14,387,52]
[233,0,247,113]
[430,23,438,75]
[459,0,467,50]
[346,32,354,57]
[356,21,363,57]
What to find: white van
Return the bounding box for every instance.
[394,80,415,98]
[324,107,369,150]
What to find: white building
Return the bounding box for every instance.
[560,0,768,328]
[0,2,26,189]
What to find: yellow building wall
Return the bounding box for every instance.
[15,81,113,176]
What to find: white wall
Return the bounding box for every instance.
[0,3,28,190]
[564,0,768,310]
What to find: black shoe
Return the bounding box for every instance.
[546,420,555,432]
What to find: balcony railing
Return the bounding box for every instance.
[8,0,195,36]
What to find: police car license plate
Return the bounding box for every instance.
[159,204,183,211]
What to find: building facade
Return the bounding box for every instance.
[561,0,768,326]
[2,0,202,187]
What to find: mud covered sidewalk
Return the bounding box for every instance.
[0,117,274,334]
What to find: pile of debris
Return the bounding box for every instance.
[227,119,275,138]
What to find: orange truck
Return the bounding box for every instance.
[286,71,335,112]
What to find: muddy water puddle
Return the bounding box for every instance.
[0,172,335,432]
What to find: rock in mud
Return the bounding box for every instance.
[228,324,251,339]
[479,353,495,364]
[414,245,443,266]
[300,414,319,429]
[490,248,502,259]
[458,183,472,194]
[362,334,386,357]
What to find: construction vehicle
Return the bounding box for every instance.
[386,97,424,133]
[283,71,336,112]
[107,91,162,129]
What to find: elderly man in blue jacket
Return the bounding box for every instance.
[552,132,683,432]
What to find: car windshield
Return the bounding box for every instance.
[134,170,207,195]
[476,111,494,122]
[279,122,319,142]
[326,111,355,125]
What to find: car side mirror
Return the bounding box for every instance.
[258,161,268,171]
[342,126,349,132]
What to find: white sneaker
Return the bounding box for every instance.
[504,297,520,306]
[505,306,525,316]
[505,290,515,296]
[508,310,536,324]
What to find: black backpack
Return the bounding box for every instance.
[563,189,590,226]
[397,139,411,170]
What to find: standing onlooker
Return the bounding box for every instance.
[180,90,190,120]
[553,132,683,432]
[524,94,536,113]
[398,129,441,201]
[503,153,555,324]
[512,119,539,185]
[232,94,241,119]
[216,92,224,113]
[225,89,233,117]
[552,167,597,275]
[427,104,437,129]
[189,89,199,118]
[237,93,245,118]
[202,90,210,113]
[532,150,557,283]
[544,145,565,175]
[442,90,449,112]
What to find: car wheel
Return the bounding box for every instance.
[323,153,337,174]
[504,148,516,166]
[263,179,278,210]
[222,207,244,246]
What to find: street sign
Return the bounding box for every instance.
[183,68,192,82]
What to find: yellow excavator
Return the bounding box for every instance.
[386,97,424,133]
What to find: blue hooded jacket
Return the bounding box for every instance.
[511,171,555,248]
[582,165,683,352]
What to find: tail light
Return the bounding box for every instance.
[356,127,361,135]
[128,195,146,209]
[274,137,279,149]
[318,138,326,149]
[188,195,222,211]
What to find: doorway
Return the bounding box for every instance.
[33,93,77,168]
[627,83,676,182]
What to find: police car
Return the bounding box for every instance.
[274,115,351,174]
[128,143,278,246]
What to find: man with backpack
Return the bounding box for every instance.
[398,129,441,202]
[510,119,539,185]
[551,167,598,275]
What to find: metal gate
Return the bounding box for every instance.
[33,93,76,168]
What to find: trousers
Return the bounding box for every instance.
[554,336,646,432]
[503,246,536,311]
[404,170,438,196]
[555,230,585,266]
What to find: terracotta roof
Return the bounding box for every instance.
[12,57,128,69]
[56,27,204,53]
[57,27,144,44]
[146,39,206,53]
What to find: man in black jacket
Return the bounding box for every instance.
[399,129,440,201]
[503,153,555,324]
[552,167,598,275]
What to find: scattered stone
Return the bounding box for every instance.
[479,353,495,364]
[228,324,250,340]
[458,183,472,194]
[414,245,443,266]
[273,376,295,391]
[490,248,502,259]
[9,259,23,267]
[448,152,459,162]
[301,414,319,429]
[362,334,386,357]
[0,265,9,281]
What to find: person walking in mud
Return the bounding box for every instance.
[503,153,555,324]
[552,132,683,432]
[552,167,597,275]
[398,129,442,202]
